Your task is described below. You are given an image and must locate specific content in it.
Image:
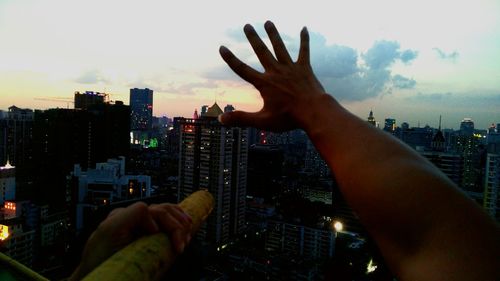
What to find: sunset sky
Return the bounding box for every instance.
[1,0,499,129]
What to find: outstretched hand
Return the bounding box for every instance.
[70,202,192,281]
[219,21,328,132]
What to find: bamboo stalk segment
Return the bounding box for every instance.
[0,252,49,281]
[82,190,214,281]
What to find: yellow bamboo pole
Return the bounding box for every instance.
[82,190,214,281]
[0,252,49,281]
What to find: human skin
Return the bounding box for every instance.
[69,202,192,281]
[219,20,500,281]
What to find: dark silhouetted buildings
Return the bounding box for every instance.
[74,91,106,110]
[30,102,130,210]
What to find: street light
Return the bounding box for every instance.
[333,221,343,232]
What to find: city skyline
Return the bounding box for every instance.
[1,0,499,129]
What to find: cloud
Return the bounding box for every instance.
[400,49,419,64]
[392,74,416,89]
[432,48,459,61]
[311,37,418,101]
[74,69,109,84]
[215,30,419,101]
[363,40,401,69]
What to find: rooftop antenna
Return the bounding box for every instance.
[438,115,442,130]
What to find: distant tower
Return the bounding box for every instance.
[201,105,209,116]
[224,104,235,113]
[431,116,446,152]
[178,103,248,245]
[460,118,474,136]
[367,109,376,126]
[130,88,153,131]
[193,109,199,119]
[384,118,396,133]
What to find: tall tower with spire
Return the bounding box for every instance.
[431,115,446,152]
[367,109,376,126]
[420,115,463,186]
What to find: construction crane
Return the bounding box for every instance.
[34,98,74,109]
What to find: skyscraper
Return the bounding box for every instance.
[74,91,106,110]
[178,103,248,246]
[0,161,15,205]
[130,88,153,131]
[460,118,475,136]
[30,102,130,210]
[383,118,396,133]
[130,88,153,146]
[483,153,500,222]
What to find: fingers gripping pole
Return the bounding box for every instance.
[82,190,214,281]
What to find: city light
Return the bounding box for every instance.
[366,259,378,273]
[4,202,16,211]
[333,221,343,232]
[0,225,9,241]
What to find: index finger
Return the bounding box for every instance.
[219,46,262,84]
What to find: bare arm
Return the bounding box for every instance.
[219,21,499,280]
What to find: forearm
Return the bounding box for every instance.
[302,94,499,278]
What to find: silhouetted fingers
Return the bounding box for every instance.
[297,27,310,66]
[264,21,293,65]
[218,110,268,129]
[219,46,261,84]
[149,206,188,252]
[243,24,278,70]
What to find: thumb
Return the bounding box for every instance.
[219,110,266,128]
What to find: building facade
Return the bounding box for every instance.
[70,157,151,233]
[178,103,248,245]
[0,161,15,205]
[483,154,500,222]
[130,88,153,146]
[266,220,335,260]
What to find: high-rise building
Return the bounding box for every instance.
[266,220,335,260]
[0,106,33,173]
[30,102,130,210]
[178,103,248,246]
[460,118,475,136]
[452,132,484,195]
[0,161,15,205]
[247,144,284,202]
[304,139,330,178]
[74,91,106,110]
[130,88,154,146]
[0,106,34,200]
[383,118,396,133]
[483,154,500,222]
[130,88,153,131]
